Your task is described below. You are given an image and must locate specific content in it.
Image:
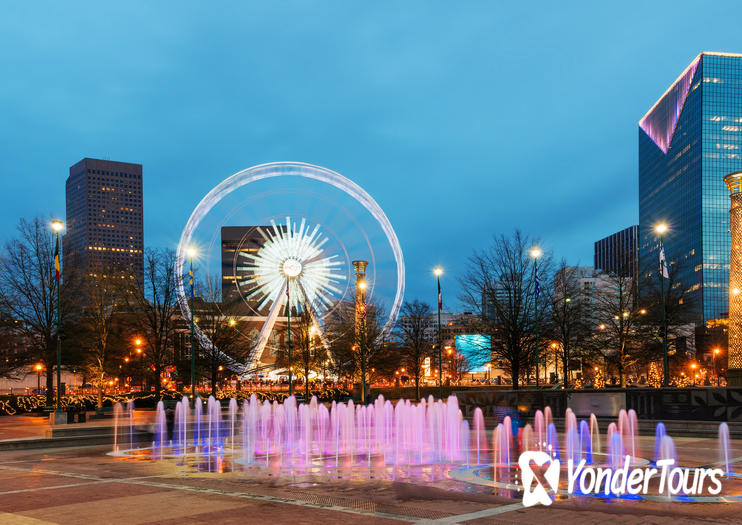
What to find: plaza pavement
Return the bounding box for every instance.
[0,416,741,524]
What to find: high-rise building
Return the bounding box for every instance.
[65,158,144,282]
[639,52,742,324]
[221,226,281,313]
[594,226,639,279]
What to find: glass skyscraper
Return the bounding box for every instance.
[639,52,742,324]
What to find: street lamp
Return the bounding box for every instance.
[691,363,697,386]
[434,267,443,398]
[530,247,542,386]
[713,348,721,386]
[654,222,669,386]
[187,247,197,402]
[357,278,368,403]
[50,220,64,413]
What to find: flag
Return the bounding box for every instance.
[189,268,194,298]
[659,246,669,278]
[54,237,60,282]
[534,266,541,298]
[437,278,443,310]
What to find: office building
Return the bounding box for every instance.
[221,226,280,313]
[64,158,143,282]
[594,225,639,279]
[639,52,742,324]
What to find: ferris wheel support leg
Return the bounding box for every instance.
[246,282,286,369]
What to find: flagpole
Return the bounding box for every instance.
[434,268,443,400]
[656,226,669,387]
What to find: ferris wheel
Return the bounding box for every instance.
[175,162,405,374]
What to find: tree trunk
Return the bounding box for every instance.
[511,361,520,390]
[97,383,103,409]
[305,366,310,399]
[414,374,420,400]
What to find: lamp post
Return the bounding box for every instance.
[51,220,64,412]
[713,348,720,386]
[691,363,697,387]
[287,282,293,397]
[655,223,669,386]
[187,247,197,402]
[446,347,454,383]
[530,247,542,387]
[434,267,443,399]
[358,280,368,403]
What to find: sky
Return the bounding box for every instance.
[3,1,742,308]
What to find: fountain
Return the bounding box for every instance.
[719,422,732,475]
[108,395,737,503]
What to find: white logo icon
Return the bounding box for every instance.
[519,451,560,507]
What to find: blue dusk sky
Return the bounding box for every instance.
[2,1,742,307]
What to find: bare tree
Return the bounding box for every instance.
[121,248,180,399]
[197,277,250,395]
[326,299,387,391]
[550,261,592,387]
[0,218,79,404]
[293,311,325,398]
[397,300,433,400]
[78,267,125,408]
[459,230,550,389]
[591,272,645,387]
[638,256,698,363]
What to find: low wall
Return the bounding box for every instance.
[453,387,742,422]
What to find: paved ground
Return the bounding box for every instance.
[0,416,741,524]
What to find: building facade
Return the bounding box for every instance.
[594,225,639,279]
[221,226,280,313]
[639,52,742,324]
[64,158,143,282]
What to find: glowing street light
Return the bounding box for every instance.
[50,220,64,414]
[187,247,197,402]
[654,223,668,235]
[530,247,542,386]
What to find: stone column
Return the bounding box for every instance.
[724,172,742,386]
